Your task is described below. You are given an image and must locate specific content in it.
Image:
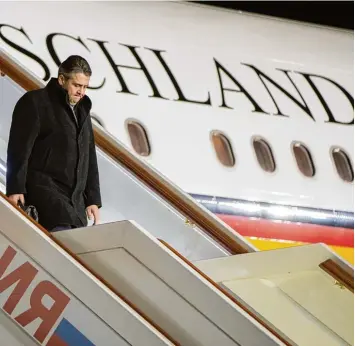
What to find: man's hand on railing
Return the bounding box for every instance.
[86,205,100,225]
[8,194,25,206]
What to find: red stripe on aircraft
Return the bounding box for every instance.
[217,214,354,248]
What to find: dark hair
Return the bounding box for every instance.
[58,55,92,79]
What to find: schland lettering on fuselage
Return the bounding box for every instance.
[0,23,353,126]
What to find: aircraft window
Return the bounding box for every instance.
[211,131,235,167]
[126,120,151,156]
[331,148,353,182]
[292,143,315,177]
[252,138,275,172]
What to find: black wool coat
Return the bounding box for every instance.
[6,78,102,230]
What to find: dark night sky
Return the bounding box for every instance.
[192,1,354,30]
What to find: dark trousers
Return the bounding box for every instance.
[50,225,76,232]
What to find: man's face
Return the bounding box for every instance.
[59,73,90,105]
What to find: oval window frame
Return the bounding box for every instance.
[291,142,315,177]
[252,136,276,173]
[125,119,151,157]
[330,146,353,183]
[210,130,235,167]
